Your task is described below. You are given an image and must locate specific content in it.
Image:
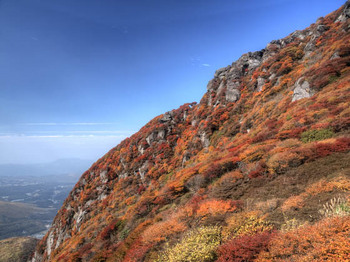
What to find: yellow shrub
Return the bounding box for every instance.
[157,226,222,262]
[224,212,273,240]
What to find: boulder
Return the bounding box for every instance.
[292,78,314,102]
[256,77,265,92]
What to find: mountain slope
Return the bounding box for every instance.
[32,2,350,261]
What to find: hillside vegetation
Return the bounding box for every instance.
[32,2,350,261]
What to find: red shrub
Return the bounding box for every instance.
[122,240,152,262]
[76,243,93,259]
[331,117,350,132]
[217,231,275,262]
[251,131,275,143]
[203,161,237,180]
[99,219,121,240]
[315,137,350,158]
[277,127,306,140]
[248,161,267,178]
[137,185,146,195]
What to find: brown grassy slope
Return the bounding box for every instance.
[234,152,350,226]
[0,201,51,240]
[0,201,42,221]
[0,237,38,262]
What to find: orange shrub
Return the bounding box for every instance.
[257,216,350,261]
[306,176,350,196]
[267,151,303,174]
[281,195,305,212]
[196,199,239,219]
[142,218,187,244]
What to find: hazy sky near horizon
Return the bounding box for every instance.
[0,0,344,164]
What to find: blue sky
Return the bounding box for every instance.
[0,0,344,164]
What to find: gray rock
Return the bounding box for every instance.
[100,170,108,183]
[98,193,108,201]
[331,51,340,60]
[138,161,148,181]
[292,78,314,102]
[74,208,86,230]
[146,132,155,145]
[157,129,166,139]
[206,79,214,91]
[200,132,210,148]
[291,30,307,40]
[183,110,188,120]
[317,24,330,33]
[336,1,350,22]
[46,231,55,257]
[138,144,145,155]
[268,73,276,81]
[256,77,265,92]
[226,86,241,102]
[119,172,129,179]
[216,80,226,94]
[84,199,95,207]
[182,152,191,167]
[160,111,173,123]
[214,66,230,78]
[227,80,240,90]
[207,50,265,106]
[304,36,317,52]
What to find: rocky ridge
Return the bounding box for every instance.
[32,2,350,261]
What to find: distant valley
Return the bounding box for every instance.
[0,159,92,240]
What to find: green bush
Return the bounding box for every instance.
[157,226,222,262]
[301,128,334,143]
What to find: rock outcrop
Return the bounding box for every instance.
[292,78,313,102]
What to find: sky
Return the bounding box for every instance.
[0,0,345,164]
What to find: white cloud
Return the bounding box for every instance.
[22,122,116,126]
[12,130,134,135]
[201,63,211,67]
[65,130,134,134]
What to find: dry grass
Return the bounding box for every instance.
[0,237,38,262]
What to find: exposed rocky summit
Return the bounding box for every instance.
[32,2,350,261]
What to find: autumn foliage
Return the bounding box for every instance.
[32,3,350,262]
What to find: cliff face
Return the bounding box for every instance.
[33,2,350,261]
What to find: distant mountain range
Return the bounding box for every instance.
[0,158,93,179]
